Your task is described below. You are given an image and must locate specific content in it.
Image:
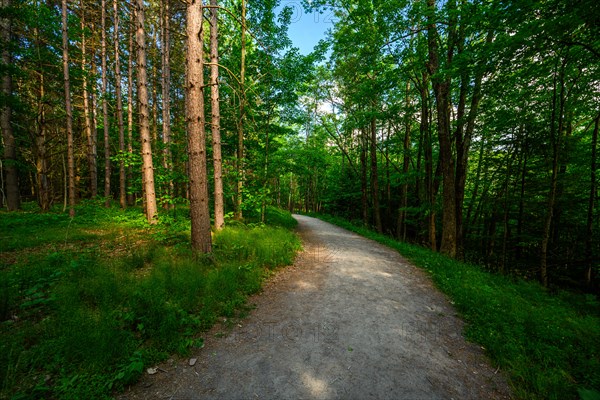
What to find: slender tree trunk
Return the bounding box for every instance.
[61,0,75,217]
[80,3,96,198]
[540,56,566,287]
[0,0,19,210]
[210,0,224,229]
[114,0,126,208]
[113,0,127,208]
[127,9,134,206]
[455,30,494,259]
[427,0,456,257]
[360,128,368,225]
[35,71,50,211]
[234,0,246,220]
[370,117,382,233]
[101,0,111,206]
[586,114,599,285]
[186,0,212,253]
[151,26,159,144]
[161,0,173,209]
[135,0,157,223]
[397,81,411,240]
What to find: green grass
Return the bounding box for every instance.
[0,201,301,399]
[311,213,600,400]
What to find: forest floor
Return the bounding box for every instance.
[119,214,512,400]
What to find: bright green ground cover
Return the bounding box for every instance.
[0,202,300,399]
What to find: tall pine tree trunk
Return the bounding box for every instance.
[114,0,126,208]
[161,0,173,208]
[101,0,111,206]
[127,9,135,206]
[135,0,157,223]
[0,0,19,210]
[186,0,212,253]
[235,0,246,220]
[61,0,75,217]
[80,3,96,198]
[210,0,224,229]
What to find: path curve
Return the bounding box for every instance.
[120,215,511,400]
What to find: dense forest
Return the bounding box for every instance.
[0,0,598,290]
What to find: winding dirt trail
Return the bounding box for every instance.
[120,215,511,400]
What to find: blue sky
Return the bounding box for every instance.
[277,1,335,55]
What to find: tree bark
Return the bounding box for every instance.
[101,0,111,206]
[210,0,224,229]
[585,115,599,286]
[427,0,456,257]
[112,0,126,208]
[0,0,19,210]
[397,81,411,240]
[234,0,246,220]
[370,117,382,233]
[127,7,135,206]
[80,2,97,198]
[136,0,158,223]
[186,0,212,253]
[540,56,566,287]
[161,0,173,208]
[61,0,75,217]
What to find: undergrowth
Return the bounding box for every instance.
[0,201,300,399]
[311,213,600,400]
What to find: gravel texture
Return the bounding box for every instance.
[118,214,512,400]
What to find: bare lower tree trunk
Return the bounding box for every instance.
[80,3,96,198]
[102,0,111,206]
[360,128,368,225]
[234,0,246,221]
[135,0,157,223]
[0,0,19,210]
[186,0,212,253]
[427,0,456,257]
[210,0,224,229]
[586,114,599,286]
[35,71,50,211]
[370,117,382,233]
[61,0,75,217]
[114,0,126,208]
[161,0,173,208]
[127,9,134,206]
[397,81,411,240]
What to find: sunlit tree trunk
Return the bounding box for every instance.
[186,0,212,252]
[0,0,19,210]
[61,0,75,217]
[114,0,126,208]
[161,0,173,208]
[210,0,224,229]
[234,0,246,220]
[127,8,134,206]
[80,3,96,198]
[101,0,111,206]
[136,0,157,223]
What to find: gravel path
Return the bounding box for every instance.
[119,215,512,400]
